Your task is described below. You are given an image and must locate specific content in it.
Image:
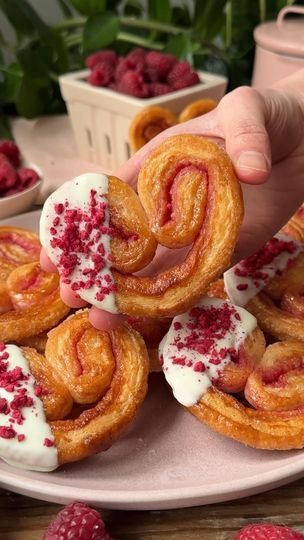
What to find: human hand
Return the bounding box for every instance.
[41,69,304,330]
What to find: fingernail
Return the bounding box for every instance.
[236,151,270,172]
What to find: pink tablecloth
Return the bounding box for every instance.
[11,115,110,203]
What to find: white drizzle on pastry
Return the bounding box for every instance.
[40,173,117,314]
[224,233,302,307]
[0,343,57,472]
[159,297,256,406]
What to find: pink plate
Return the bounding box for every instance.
[0,210,304,510]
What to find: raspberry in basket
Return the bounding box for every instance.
[0,153,17,191]
[85,50,118,70]
[43,502,113,540]
[145,51,177,82]
[117,70,149,98]
[88,61,114,87]
[167,61,200,90]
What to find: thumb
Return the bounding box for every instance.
[217,86,271,184]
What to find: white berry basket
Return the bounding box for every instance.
[59,69,227,171]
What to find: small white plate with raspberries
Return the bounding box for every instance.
[0,140,42,219]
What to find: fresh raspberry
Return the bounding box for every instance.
[85,50,118,70]
[43,502,113,540]
[149,82,171,96]
[125,47,146,69]
[145,51,177,82]
[235,523,304,539]
[88,61,114,87]
[114,56,144,82]
[17,167,40,188]
[167,60,200,90]
[0,153,17,191]
[0,140,20,167]
[116,70,149,98]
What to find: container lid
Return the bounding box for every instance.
[254,6,304,57]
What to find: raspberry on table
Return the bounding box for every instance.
[0,153,17,191]
[88,61,114,87]
[235,523,304,539]
[85,50,118,70]
[117,70,149,98]
[145,51,177,82]
[43,502,113,540]
[0,140,20,167]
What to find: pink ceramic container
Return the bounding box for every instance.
[252,6,304,87]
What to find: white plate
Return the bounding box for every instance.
[0,210,304,510]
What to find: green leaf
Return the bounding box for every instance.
[172,5,192,27]
[225,0,260,54]
[0,63,23,103]
[44,30,69,74]
[0,0,48,39]
[165,34,193,63]
[17,43,53,79]
[69,0,105,16]
[194,0,226,40]
[82,12,119,53]
[148,0,172,23]
[15,74,50,118]
[0,112,12,139]
[123,0,142,17]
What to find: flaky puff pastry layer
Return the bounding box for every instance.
[110,135,243,317]
[129,106,178,151]
[189,339,304,450]
[0,262,70,343]
[178,98,217,123]
[0,226,40,281]
[247,253,304,342]
[282,203,304,242]
[23,310,149,466]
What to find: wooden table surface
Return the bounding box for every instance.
[1,478,304,539]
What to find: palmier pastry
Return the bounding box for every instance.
[0,262,70,343]
[223,234,304,342]
[41,135,243,318]
[0,311,149,470]
[191,340,304,450]
[178,98,217,123]
[0,226,40,281]
[129,106,178,151]
[281,203,304,242]
[160,297,304,450]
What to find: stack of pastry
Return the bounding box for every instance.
[1,134,304,474]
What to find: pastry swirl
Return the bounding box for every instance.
[178,98,217,123]
[129,106,178,151]
[0,226,40,281]
[23,310,149,465]
[247,253,304,342]
[0,262,70,343]
[41,135,244,318]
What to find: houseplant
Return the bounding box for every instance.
[0,0,303,138]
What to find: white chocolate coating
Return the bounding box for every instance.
[40,173,118,314]
[224,233,302,307]
[0,345,58,472]
[159,297,257,407]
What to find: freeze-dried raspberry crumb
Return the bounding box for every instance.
[146,51,177,82]
[85,50,118,69]
[235,522,304,539]
[43,502,113,540]
[0,140,20,167]
[149,82,171,96]
[117,70,149,98]
[17,167,40,189]
[0,153,17,191]
[88,61,114,87]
